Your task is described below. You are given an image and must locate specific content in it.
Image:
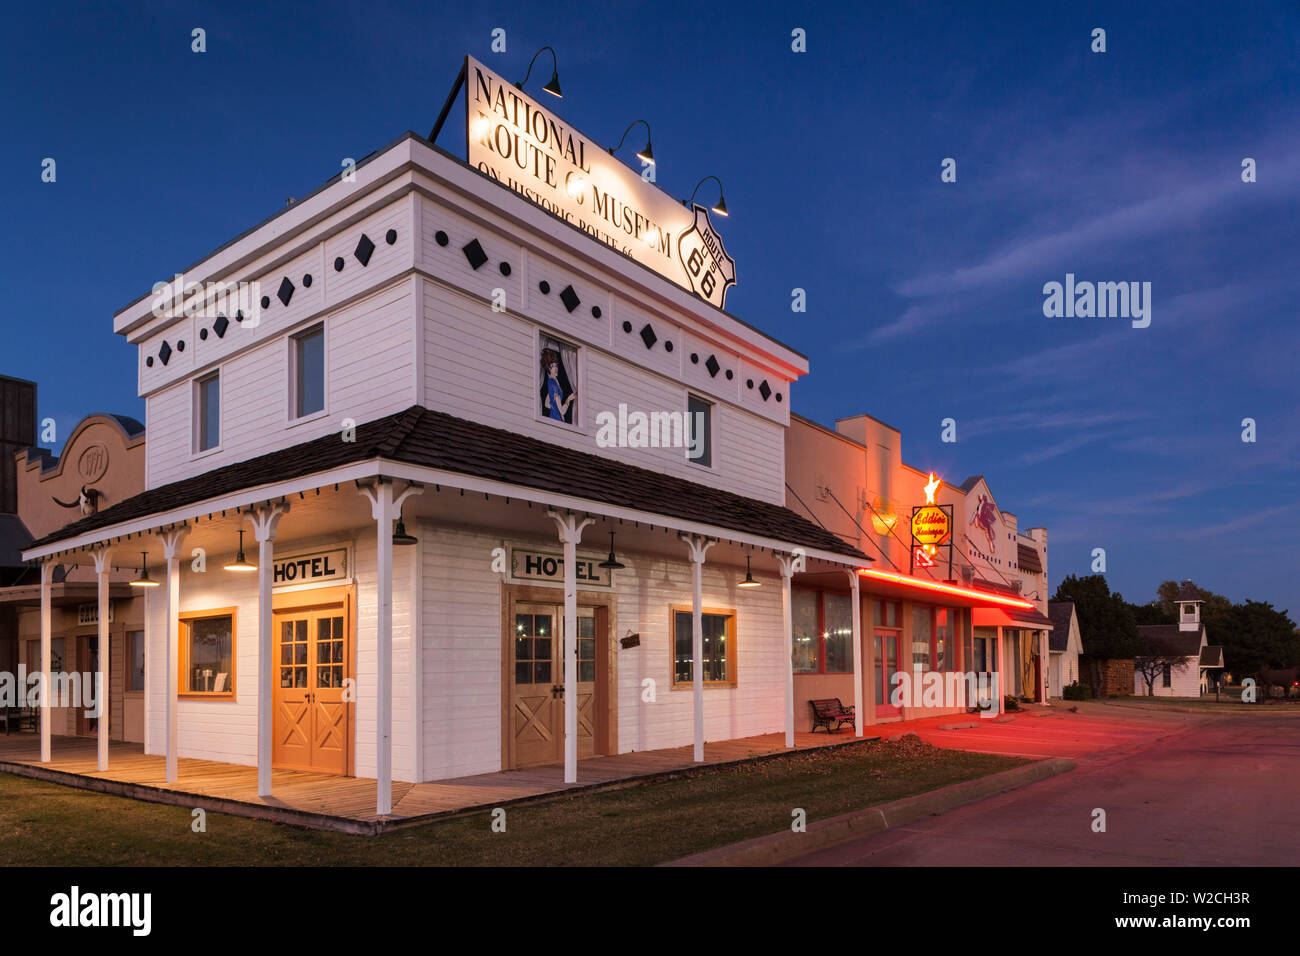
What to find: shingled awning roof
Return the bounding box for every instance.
[27,405,867,561]
[1137,624,1203,658]
[1016,542,1042,574]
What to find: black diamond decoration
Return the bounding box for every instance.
[462,238,488,270]
[277,276,295,307]
[639,324,657,349]
[158,341,172,366]
[355,233,376,266]
[559,284,580,313]
[705,354,720,378]
[213,315,229,338]
[759,380,772,401]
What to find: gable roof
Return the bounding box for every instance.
[959,475,985,493]
[1199,645,1224,668]
[26,405,867,561]
[1137,624,1204,659]
[1048,601,1075,651]
[1176,582,1202,603]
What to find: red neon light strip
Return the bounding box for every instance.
[856,568,1036,609]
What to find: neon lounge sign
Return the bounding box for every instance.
[463,55,736,309]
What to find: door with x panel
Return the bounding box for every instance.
[510,603,597,768]
[273,602,351,774]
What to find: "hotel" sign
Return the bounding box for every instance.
[511,548,611,587]
[273,548,349,588]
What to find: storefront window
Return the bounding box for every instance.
[912,605,933,671]
[791,589,818,673]
[672,609,735,686]
[823,593,853,674]
[127,630,145,692]
[180,610,235,697]
[935,608,951,671]
[792,590,855,674]
[874,599,901,628]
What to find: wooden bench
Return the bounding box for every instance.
[809,698,855,733]
[0,706,36,735]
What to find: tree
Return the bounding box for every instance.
[1223,600,1299,678]
[1054,575,1141,697]
[1134,654,1189,696]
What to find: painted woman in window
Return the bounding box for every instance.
[539,338,576,424]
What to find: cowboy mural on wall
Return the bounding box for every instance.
[539,335,577,424]
[970,493,999,548]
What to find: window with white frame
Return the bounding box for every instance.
[196,372,220,452]
[292,324,326,418]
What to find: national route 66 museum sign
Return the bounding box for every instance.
[463,55,738,309]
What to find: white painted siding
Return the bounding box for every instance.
[146,281,416,488]
[420,525,505,780]
[144,525,421,782]
[421,277,786,503]
[614,552,786,753]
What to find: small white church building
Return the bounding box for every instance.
[1134,584,1223,697]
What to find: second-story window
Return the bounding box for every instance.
[687,394,712,467]
[196,372,220,452]
[538,333,578,427]
[292,324,325,418]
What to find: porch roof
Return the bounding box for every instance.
[24,404,868,563]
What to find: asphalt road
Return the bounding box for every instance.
[787,712,1300,866]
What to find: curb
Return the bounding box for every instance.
[663,757,1076,867]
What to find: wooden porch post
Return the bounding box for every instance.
[549,511,594,784]
[845,569,863,737]
[361,480,422,816]
[92,546,111,771]
[39,560,52,763]
[776,554,796,747]
[680,534,715,762]
[160,527,189,782]
[996,625,1005,715]
[248,503,289,797]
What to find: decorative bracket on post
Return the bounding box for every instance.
[546,509,595,544]
[678,532,716,565]
[246,500,290,543]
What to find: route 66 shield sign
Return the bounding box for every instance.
[676,204,737,309]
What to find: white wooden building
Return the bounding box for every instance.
[22,111,872,814]
[1047,600,1083,697]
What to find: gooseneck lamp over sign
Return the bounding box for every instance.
[608,120,654,166]
[684,175,728,217]
[516,46,562,98]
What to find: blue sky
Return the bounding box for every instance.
[2,1,1297,613]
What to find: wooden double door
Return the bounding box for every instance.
[272,590,352,775]
[508,598,611,769]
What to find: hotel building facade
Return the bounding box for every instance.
[17,56,1051,816]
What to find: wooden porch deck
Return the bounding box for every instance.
[0,729,876,835]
